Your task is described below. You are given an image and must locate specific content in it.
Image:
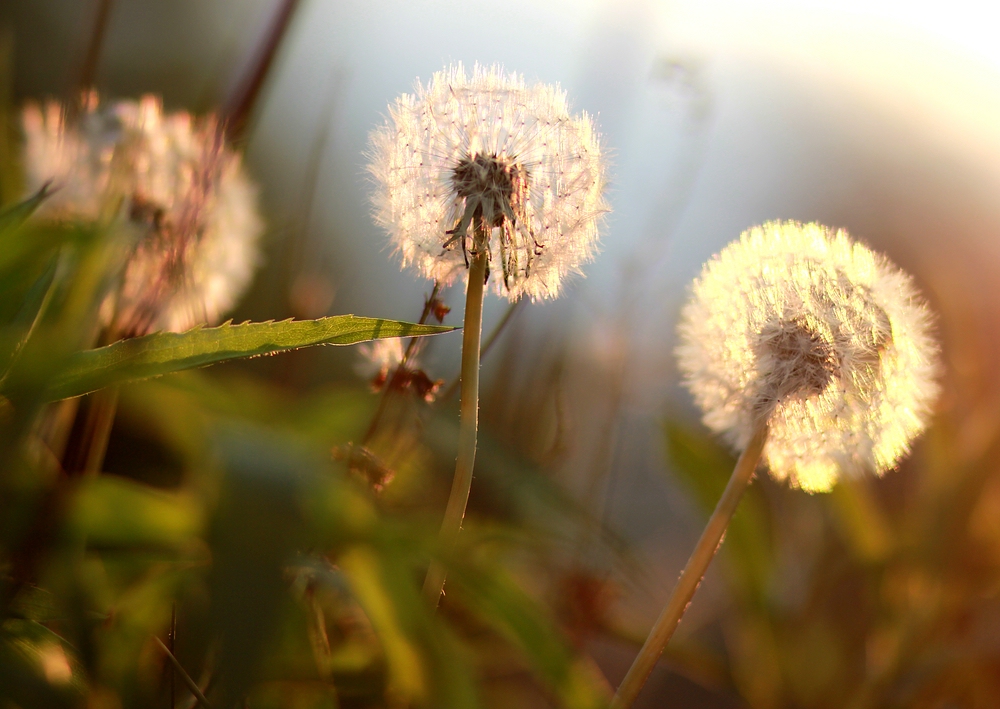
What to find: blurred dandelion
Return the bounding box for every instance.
[613,221,940,709]
[677,220,940,492]
[368,63,607,302]
[22,94,264,337]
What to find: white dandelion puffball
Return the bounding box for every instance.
[677,221,940,493]
[368,64,608,302]
[22,95,264,335]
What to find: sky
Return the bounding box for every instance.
[249,0,1000,368]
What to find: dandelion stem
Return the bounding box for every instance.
[440,297,523,402]
[422,248,488,606]
[611,421,769,709]
[83,386,119,475]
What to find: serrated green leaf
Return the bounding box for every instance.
[39,316,456,401]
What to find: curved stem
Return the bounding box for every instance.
[611,421,769,709]
[422,249,488,606]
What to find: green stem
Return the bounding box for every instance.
[440,297,522,403]
[610,421,769,709]
[422,249,488,606]
[154,636,213,709]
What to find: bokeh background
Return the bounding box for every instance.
[4,1,1000,707]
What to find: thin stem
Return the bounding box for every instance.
[40,398,81,464]
[610,421,769,709]
[76,0,114,95]
[84,386,119,475]
[440,297,523,403]
[169,604,177,709]
[154,636,213,709]
[221,0,301,142]
[422,249,488,606]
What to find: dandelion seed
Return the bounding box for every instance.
[677,221,940,492]
[22,94,264,336]
[368,63,607,301]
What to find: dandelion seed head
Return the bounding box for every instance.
[21,95,264,335]
[677,221,940,492]
[368,63,608,302]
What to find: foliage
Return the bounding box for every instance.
[0,190,607,709]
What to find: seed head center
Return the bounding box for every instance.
[755,319,839,406]
[451,153,524,227]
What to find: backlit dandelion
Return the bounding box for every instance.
[677,221,940,492]
[368,64,607,606]
[368,63,607,302]
[613,221,941,709]
[22,94,263,336]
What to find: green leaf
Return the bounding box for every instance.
[446,559,607,709]
[0,184,49,240]
[207,423,314,707]
[340,546,428,704]
[0,188,74,280]
[40,316,456,401]
[67,476,201,551]
[0,254,58,378]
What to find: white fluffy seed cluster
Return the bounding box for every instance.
[22,95,264,335]
[368,64,607,302]
[677,221,940,492]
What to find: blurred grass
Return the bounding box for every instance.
[0,177,609,709]
[663,415,1000,708]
